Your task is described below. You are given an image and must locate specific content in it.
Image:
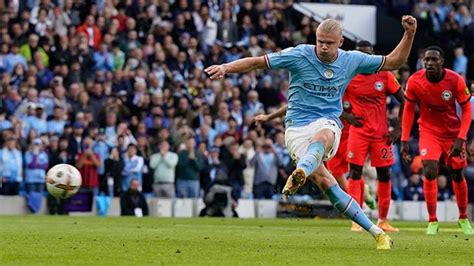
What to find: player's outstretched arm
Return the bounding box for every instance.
[381,15,417,71]
[205,56,267,80]
[254,104,288,125]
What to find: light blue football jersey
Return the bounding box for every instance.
[265,44,385,128]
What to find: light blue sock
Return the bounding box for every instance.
[297,141,324,177]
[325,184,383,237]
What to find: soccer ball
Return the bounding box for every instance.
[46,164,82,199]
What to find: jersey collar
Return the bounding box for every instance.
[314,46,339,64]
[424,68,446,84]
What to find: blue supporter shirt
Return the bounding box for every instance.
[24,151,49,183]
[0,148,23,182]
[93,140,110,175]
[0,119,13,131]
[24,116,47,136]
[265,44,384,128]
[47,119,66,135]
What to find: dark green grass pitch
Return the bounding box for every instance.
[0,216,472,265]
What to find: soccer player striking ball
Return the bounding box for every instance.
[401,46,473,235]
[254,101,379,207]
[206,16,417,249]
[345,41,405,233]
[254,96,351,192]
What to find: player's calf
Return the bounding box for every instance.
[325,184,392,249]
[375,167,398,232]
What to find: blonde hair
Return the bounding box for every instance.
[317,19,343,36]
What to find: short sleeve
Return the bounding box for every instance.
[386,71,401,94]
[265,46,301,70]
[456,76,471,105]
[405,77,418,102]
[350,51,385,74]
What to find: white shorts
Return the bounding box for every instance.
[285,118,342,163]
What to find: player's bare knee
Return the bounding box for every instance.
[349,164,362,180]
[312,129,334,149]
[450,169,464,183]
[376,167,391,182]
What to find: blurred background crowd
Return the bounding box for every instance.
[1,0,474,208]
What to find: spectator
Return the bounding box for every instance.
[63,0,81,26]
[33,8,53,37]
[116,122,137,152]
[244,90,264,117]
[136,135,152,193]
[455,5,472,28]
[437,174,453,201]
[47,106,66,135]
[68,121,84,155]
[230,99,243,126]
[258,75,280,110]
[453,47,468,78]
[215,102,230,136]
[248,36,262,57]
[104,111,118,147]
[52,5,72,37]
[176,137,204,198]
[217,8,239,44]
[221,117,241,143]
[239,138,256,198]
[77,15,102,50]
[3,42,28,74]
[19,34,49,66]
[0,108,13,131]
[75,136,100,195]
[196,123,217,148]
[49,136,75,166]
[111,41,125,71]
[120,179,149,217]
[250,138,281,199]
[93,43,113,72]
[93,129,110,190]
[198,5,218,53]
[221,141,246,200]
[24,138,48,193]
[103,147,124,196]
[404,173,425,201]
[149,140,178,198]
[0,136,22,195]
[122,143,144,192]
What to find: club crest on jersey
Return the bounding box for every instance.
[421,149,427,156]
[323,69,334,79]
[343,101,351,109]
[374,81,384,91]
[348,151,354,159]
[441,90,452,101]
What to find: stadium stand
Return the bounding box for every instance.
[0,0,474,217]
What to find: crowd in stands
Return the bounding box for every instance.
[0,0,474,208]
